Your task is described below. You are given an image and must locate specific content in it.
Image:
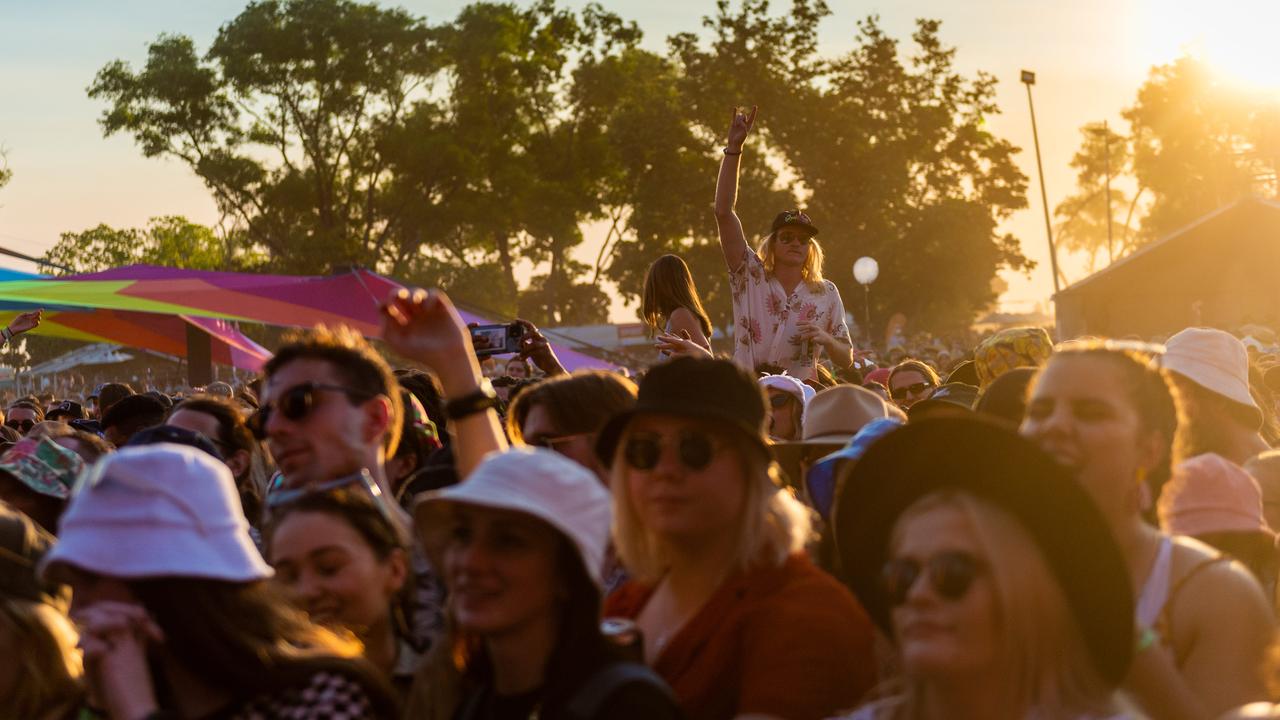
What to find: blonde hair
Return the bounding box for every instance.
[0,596,83,718]
[758,234,826,287]
[610,428,814,582]
[886,492,1116,718]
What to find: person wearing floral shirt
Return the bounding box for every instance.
[714,106,853,380]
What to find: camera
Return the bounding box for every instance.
[469,323,526,358]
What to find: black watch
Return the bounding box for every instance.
[444,379,500,421]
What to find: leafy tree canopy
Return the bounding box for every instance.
[83,0,1032,332]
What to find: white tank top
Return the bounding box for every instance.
[1136,536,1174,628]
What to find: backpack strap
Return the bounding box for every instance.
[565,662,676,720]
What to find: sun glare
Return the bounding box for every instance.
[1139,0,1280,93]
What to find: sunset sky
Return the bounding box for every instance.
[2,0,1277,322]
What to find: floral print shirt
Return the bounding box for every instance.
[729,250,851,380]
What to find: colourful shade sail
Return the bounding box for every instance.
[0,265,617,372]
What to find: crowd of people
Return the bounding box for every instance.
[8,107,1280,720]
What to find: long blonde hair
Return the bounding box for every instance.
[758,234,827,287]
[0,596,83,719]
[610,426,814,583]
[887,492,1116,718]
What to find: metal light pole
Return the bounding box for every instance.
[1021,70,1062,294]
[853,257,879,347]
[1103,120,1114,263]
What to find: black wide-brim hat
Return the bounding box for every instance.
[832,416,1134,687]
[596,357,769,466]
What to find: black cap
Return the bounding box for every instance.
[833,417,1134,687]
[125,425,224,461]
[770,209,819,238]
[907,383,980,421]
[596,357,768,465]
[46,400,86,421]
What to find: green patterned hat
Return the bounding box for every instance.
[0,437,85,500]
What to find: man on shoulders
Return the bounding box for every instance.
[714,106,854,380]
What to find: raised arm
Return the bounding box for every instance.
[381,288,507,478]
[715,106,757,272]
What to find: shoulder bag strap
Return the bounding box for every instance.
[565,662,676,720]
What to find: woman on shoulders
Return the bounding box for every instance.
[641,254,713,358]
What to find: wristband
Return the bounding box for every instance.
[1135,626,1159,653]
[723,147,742,156]
[443,379,500,421]
[1,327,12,342]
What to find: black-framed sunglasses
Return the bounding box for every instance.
[4,419,34,433]
[882,551,985,606]
[248,382,376,439]
[891,381,934,400]
[265,469,397,529]
[624,431,719,472]
[775,234,811,247]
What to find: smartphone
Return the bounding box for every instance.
[470,323,526,358]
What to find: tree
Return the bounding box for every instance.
[1124,55,1269,241]
[89,0,437,273]
[0,151,10,193]
[1052,122,1133,271]
[391,1,645,323]
[42,216,252,275]
[1056,55,1279,269]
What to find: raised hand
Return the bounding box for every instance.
[656,331,713,360]
[381,288,482,391]
[514,319,567,377]
[726,105,758,150]
[8,309,42,335]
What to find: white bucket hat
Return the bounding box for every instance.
[1160,327,1261,418]
[40,444,272,583]
[414,447,611,588]
[759,374,815,406]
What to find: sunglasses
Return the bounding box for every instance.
[775,234,811,247]
[769,393,798,409]
[882,551,984,606]
[526,432,590,452]
[266,469,398,529]
[624,431,719,472]
[4,419,35,433]
[249,382,375,439]
[890,382,934,400]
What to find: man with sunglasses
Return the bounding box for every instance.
[256,325,404,497]
[715,106,855,381]
[5,401,43,436]
[887,359,941,411]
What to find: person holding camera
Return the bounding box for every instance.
[714,107,854,380]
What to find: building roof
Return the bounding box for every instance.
[1053,196,1280,299]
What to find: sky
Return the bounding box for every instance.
[2,0,1277,323]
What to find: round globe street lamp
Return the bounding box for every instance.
[853,257,879,345]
